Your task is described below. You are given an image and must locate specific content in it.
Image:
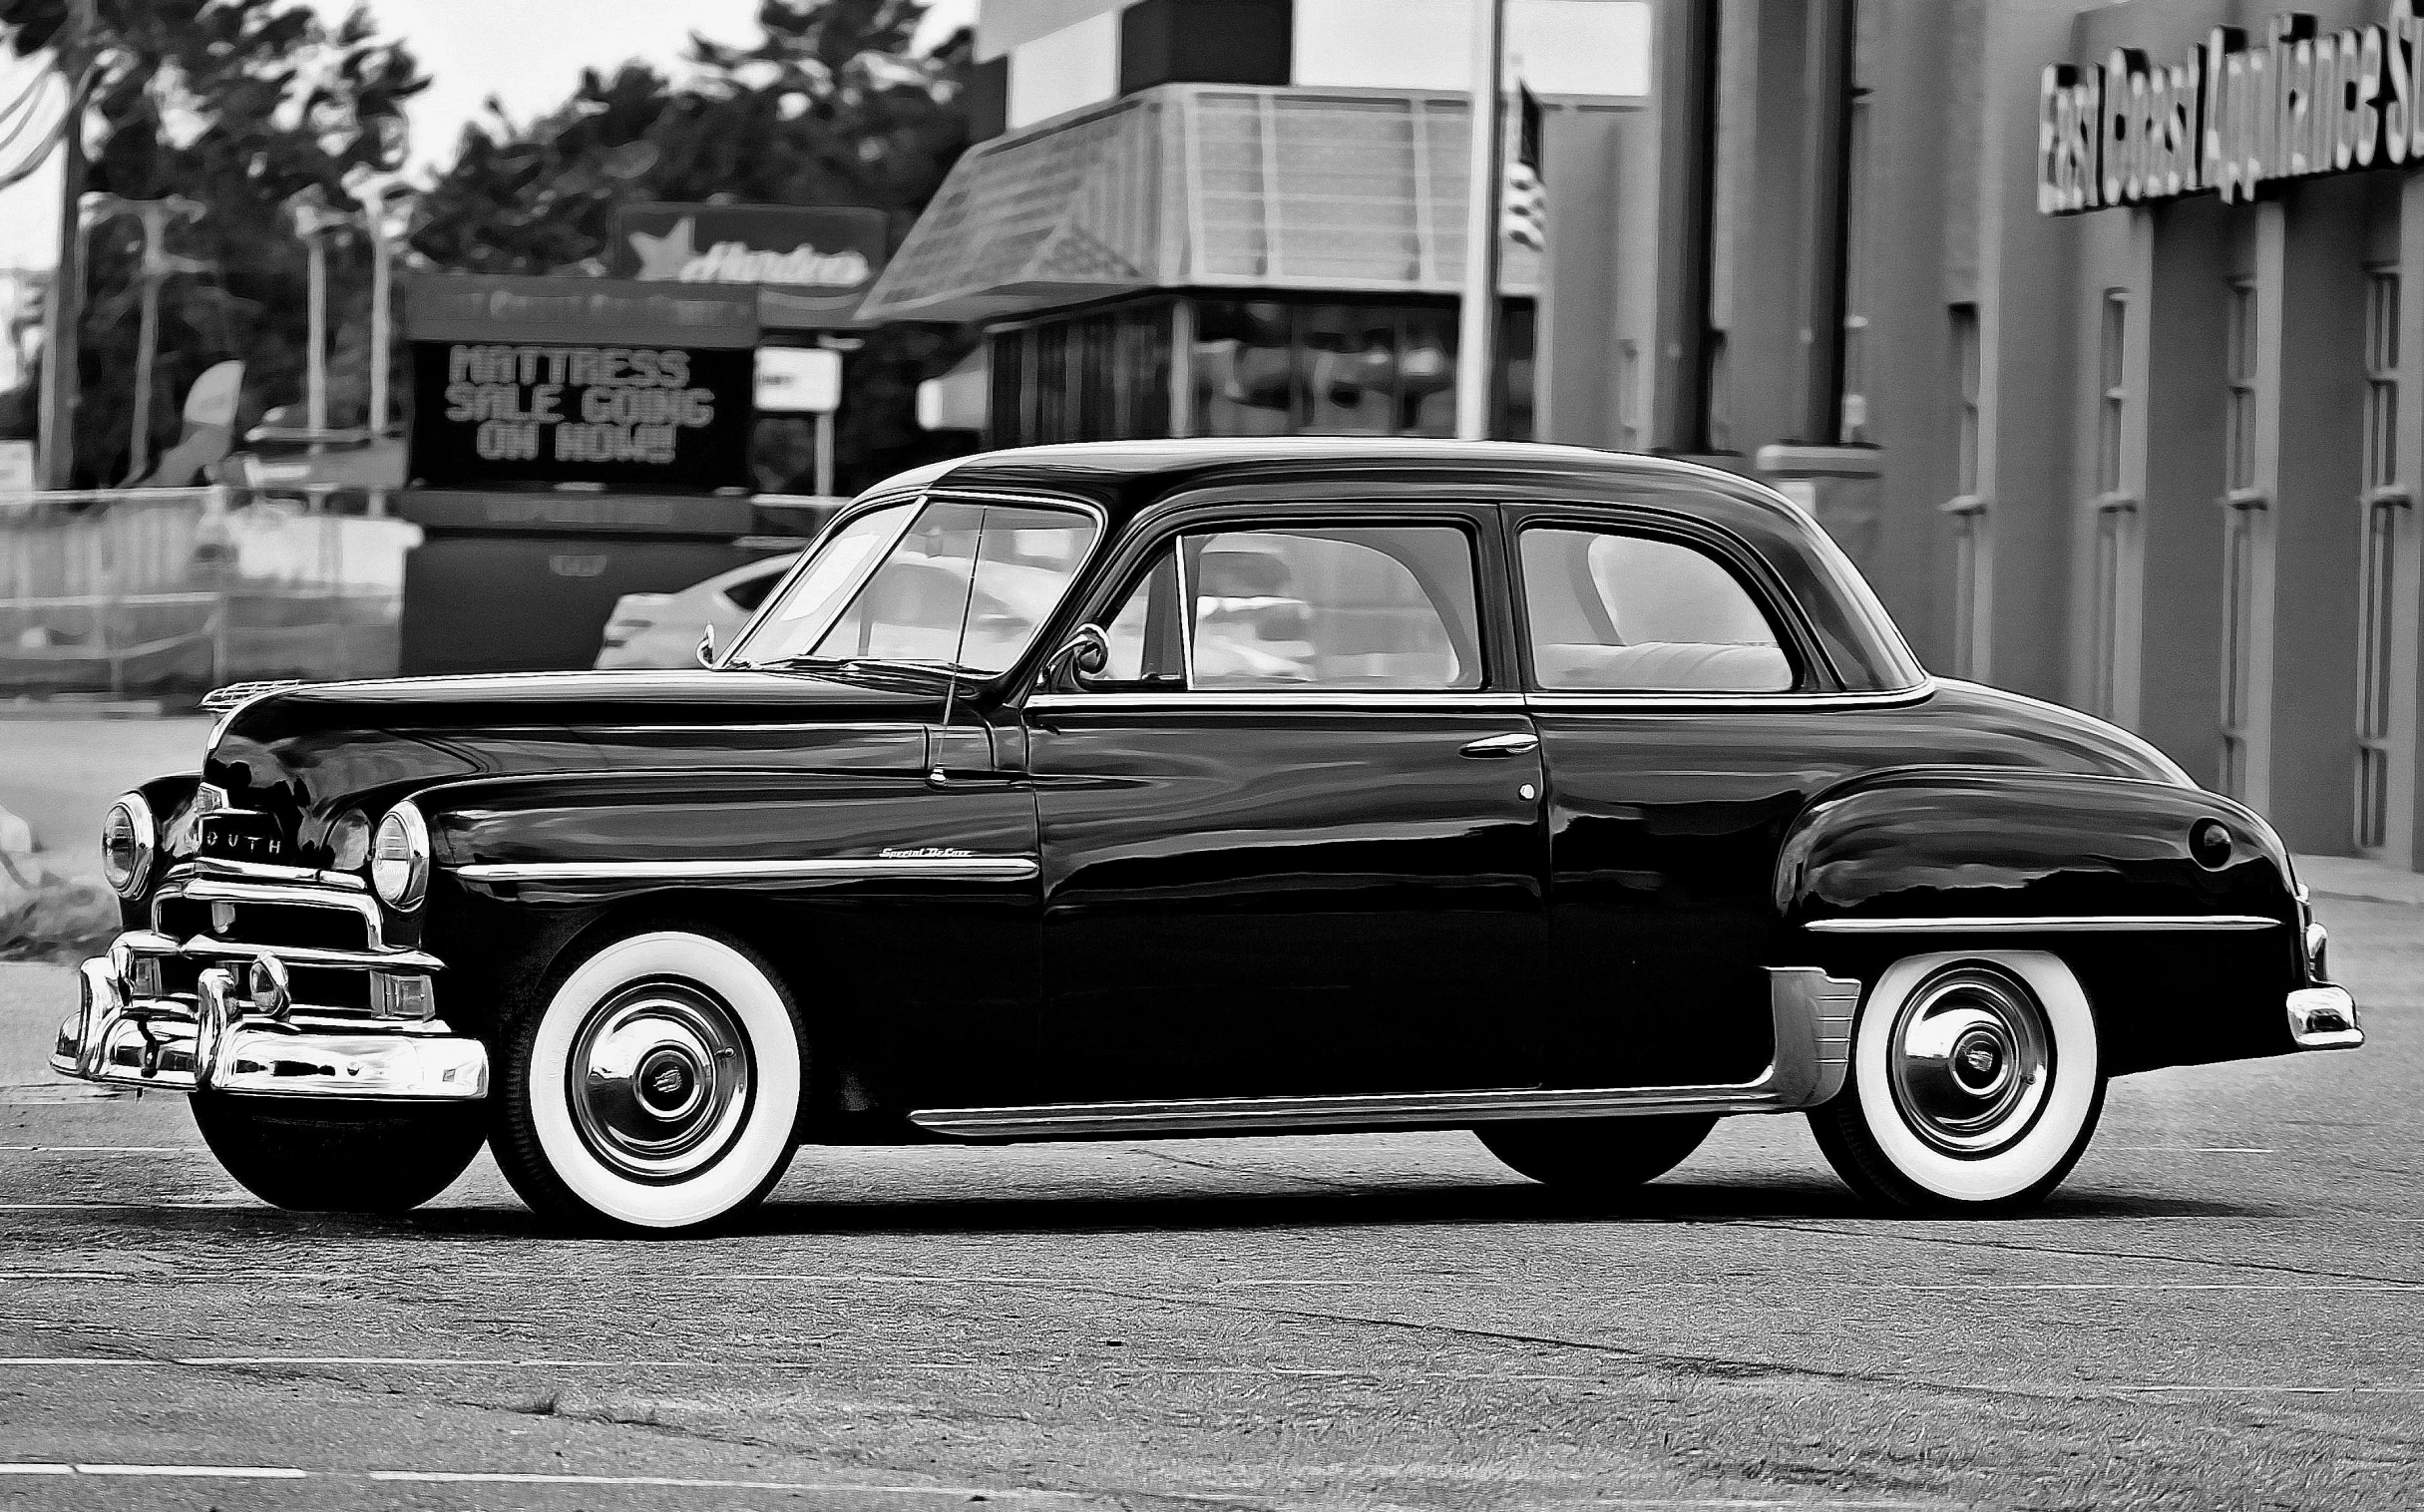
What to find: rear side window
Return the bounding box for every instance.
[1098,524,1483,691]
[1519,528,1794,692]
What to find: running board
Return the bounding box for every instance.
[909,966,1859,1141]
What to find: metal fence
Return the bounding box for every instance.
[0,487,417,697]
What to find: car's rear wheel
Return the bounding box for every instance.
[192,1093,486,1213]
[490,929,805,1234]
[1478,1113,1718,1196]
[1810,950,2104,1215]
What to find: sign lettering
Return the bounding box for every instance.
[408,341,753,492]
[2039,2,2424,214]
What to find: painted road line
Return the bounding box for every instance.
[0,1465,1082,1498]
[0,1145,205,1153]
[73,1464,308,1478]
[366,1471,1089,1497]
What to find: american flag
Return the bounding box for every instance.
[1501,80,1546,253]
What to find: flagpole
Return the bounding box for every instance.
[1454,0,1507,441]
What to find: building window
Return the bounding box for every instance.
[1186,297,1529,441]
[1616,339,1642,451]
[1705,330,1733,453]
[2221,278,2261,798]
[2224,280,2260,494]
[1947,303,1985,680]
[2088,291,2132,720]
[2095,291,2127,497]
[1840,93,1873,443]
[989,300,1174,448]
[2356,267,2402,853]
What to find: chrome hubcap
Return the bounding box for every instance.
[567,980,752,1183]
[1886,966,2053,1157]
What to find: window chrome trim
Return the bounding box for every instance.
[1521,680,1937,712]
[455,857,1040,885]
[1026,690,1529,712]
[1805,914,2281,935]
[721,492,927,670]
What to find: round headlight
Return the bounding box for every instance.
[328,808,372,873]
[100,794,156,900]
[371,803,430,910]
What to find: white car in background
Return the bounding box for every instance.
[594,553,798,670]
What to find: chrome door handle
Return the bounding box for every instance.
[1458,732,1539,758]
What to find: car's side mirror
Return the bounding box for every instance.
[1042,623,1110,688]
[695,624,717,668]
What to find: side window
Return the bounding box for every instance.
[1099,551,1185,686]
[1192,526,1480,690]
[1085,525,1483,691]
[1519,528,1794,693]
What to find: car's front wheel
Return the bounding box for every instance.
[192,1093,486,1213]
[490,928,805,1234]
[1810,950,2105,1215]
[1478,1113,1718,1197]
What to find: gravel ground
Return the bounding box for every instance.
[0,889,2415,1510]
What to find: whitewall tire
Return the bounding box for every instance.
[491,930,804,1233]
[1810,950,2104,1214]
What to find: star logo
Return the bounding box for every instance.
[626,216,699,279]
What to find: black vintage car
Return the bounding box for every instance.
[57,440,2362,1232]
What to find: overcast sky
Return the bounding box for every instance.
[0,0,979,270]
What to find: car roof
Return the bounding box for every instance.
[874,438,1807,534]
[857,440,1925,694]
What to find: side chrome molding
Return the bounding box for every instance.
[908,966,1863,1140]
[1804,914,2280,935]
[457,857,1040,886]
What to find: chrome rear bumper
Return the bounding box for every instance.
[2286,984,2364,1051]
[51,954,488,1101]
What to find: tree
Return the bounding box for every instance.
[0,1,424,486]
[409,0,979,494]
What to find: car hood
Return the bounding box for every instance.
[201,670,943,864]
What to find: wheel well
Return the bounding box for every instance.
[483,891,868,1131]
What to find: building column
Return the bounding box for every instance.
[2221,201,2288,819]
[2390,177,2424,871]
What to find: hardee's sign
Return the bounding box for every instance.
[2041,3,2424,213]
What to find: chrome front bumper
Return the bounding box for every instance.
[51,953,489,1101]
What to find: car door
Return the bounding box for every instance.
[1023,505,1547,1103]
[1508,504,1832,1091]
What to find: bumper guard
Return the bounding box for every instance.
[51,955,488,1101]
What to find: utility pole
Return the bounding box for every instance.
[1453,0,1506,441]
[36,0,99,489]
[87,193,204,485]
[362,184,410,439]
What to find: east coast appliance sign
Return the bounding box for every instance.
[608,203,888,328]
[2041,1,2424,214]
[402,275,757,493]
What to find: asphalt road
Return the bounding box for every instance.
[0,887,2415,1511]
[0,716,2418,1509]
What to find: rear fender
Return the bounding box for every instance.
[1774,767,2306,1075]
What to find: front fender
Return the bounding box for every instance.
[1773,767,2306,1075]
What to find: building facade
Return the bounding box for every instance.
[870,0,2424,872]
[1695,0,2424,870]
[863,0,1655,450]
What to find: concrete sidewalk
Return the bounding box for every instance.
[2294,853,2424,908]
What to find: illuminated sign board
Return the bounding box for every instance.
[402,275,757,493]
[2040,2,2424,214]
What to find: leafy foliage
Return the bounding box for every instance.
[0,0,424,485]
[410,0,981,494]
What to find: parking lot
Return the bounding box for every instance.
[1,719,2419,1509]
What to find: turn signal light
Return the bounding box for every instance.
[372,973,435,1021]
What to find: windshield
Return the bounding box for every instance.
[728,496,1098,675]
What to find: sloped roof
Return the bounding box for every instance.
[859,84,1541,323]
